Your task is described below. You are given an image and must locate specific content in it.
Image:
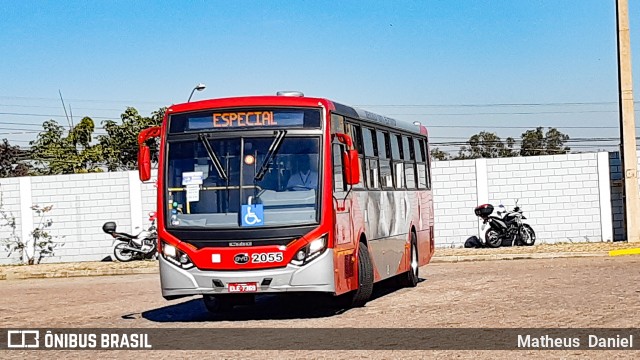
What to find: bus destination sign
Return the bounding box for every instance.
[213,111,277,128]
[169,108,321,133]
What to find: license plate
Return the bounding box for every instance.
[228,282,257,293]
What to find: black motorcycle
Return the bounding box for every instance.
[474,202,536,248]
[102,212,158,262]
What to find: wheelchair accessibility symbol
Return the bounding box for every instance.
[241,204,264,227]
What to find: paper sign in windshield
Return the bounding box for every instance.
[186,184,200,202]
[182,171,203,186]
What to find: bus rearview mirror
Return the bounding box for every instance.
[343,149,360,185]
[137,126,161,182]
[138,145,152,182]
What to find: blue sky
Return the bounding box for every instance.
[1,1,639,153]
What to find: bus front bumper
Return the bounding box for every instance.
[159,249,336,298]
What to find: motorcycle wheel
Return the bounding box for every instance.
[114,243,135,262]
[519,224,536,246]
[485,229,502,248]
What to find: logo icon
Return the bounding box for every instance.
[7,330,40,348]
[234,253,249,264]
[241,204,264,227]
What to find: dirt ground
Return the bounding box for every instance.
[434,240,640,256]
[2,242,637,281]
[1,256,639,359]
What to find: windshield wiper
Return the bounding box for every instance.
[255,130,287,181]
[199,133,228,181]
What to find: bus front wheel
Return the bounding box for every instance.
[350,242,374,307]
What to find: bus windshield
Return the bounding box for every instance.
[166,135,320,228]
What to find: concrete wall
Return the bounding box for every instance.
[0,178,23,264]
[0,152,627,263]
[432,152,613,247]
[430,160,478,247]
[30,172,132,263]
[0,171,158,265]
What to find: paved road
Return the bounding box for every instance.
[2,256,640,359]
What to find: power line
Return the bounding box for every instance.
[427,125,621,129]
[7,137,626,152]
[0,95,636,108]
[0,122,112,130]
[0,112,118,120]
[356,101,630,108]
[386,110,619,116]
[0,121,618,130]
[0,95,168,105]
[2,139,33,143]
[0,128,43,133]
[0,122,67,127]
[0,103,127,111]
[0,110,627,118]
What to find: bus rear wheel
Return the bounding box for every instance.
[350,242,374,307]
[398,233,419,288]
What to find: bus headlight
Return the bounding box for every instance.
[163,244,176,258]
[290,235,327,266]
[309,237,326,253]
[162,242,194,269]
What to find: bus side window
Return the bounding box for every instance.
[363,127,379,189]
[332,143,346,193]
[414,138,428,189]
[331,114,345,134]
[377,131,393,188]
[423,139,432,189]
[345,122,365,189]
[391,134,404,189]
[345,121,363,153]
[403,136,416,189]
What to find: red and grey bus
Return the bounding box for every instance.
[137,91,434,311]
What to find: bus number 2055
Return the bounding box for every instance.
[252,252,283,263]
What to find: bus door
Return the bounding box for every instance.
[332,142,355,293]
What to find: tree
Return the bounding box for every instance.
[455,131,517,159]
[430,147,451,161]
[29,118,103,175]
[98,107,165,171]
[520,127,570,156]
[28,106,165,174]
[0,139,30,177]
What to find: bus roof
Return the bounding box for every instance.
[331,101,425,136]
[167,95,427,136]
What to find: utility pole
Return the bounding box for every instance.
[58,90,72,129]
[616,0,640,242]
